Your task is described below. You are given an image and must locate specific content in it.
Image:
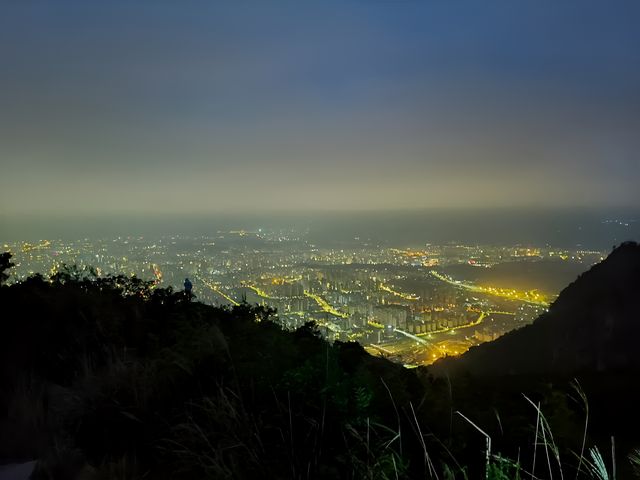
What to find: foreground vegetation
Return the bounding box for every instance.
[1,252,639,479]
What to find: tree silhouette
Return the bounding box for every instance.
[0,252,14,286]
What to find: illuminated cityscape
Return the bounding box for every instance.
[4,231,606,367]
[2,1,640,478]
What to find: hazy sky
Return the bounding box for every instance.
[1,0,639,214]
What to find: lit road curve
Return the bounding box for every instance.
[379,283,420,301]
[413,310,487,337]
[429,270,550,307]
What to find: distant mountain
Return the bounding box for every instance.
[441,258,590,296]
[430,241,640,376]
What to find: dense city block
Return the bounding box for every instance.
[4,231,603,367]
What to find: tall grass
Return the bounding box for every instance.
[628,449,640,477]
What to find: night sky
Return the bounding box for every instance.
[1,1,639,214]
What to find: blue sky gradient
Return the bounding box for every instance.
[1,0,639,213]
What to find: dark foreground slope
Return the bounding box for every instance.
[432,241,640,377]
[0,268,433,479]
[2,250,640,479]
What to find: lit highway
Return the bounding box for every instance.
[379,283,420,300]
[244,283,274,300]
[429,270,550,307]
[195,274,240,306]
[304,290,349,318]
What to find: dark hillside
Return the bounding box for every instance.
[2,251,640,479]
[0,266,427,479]
[431,241,640,377]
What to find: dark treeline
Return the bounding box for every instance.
[1,246,640,479]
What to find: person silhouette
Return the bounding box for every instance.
[184,277,193,301]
